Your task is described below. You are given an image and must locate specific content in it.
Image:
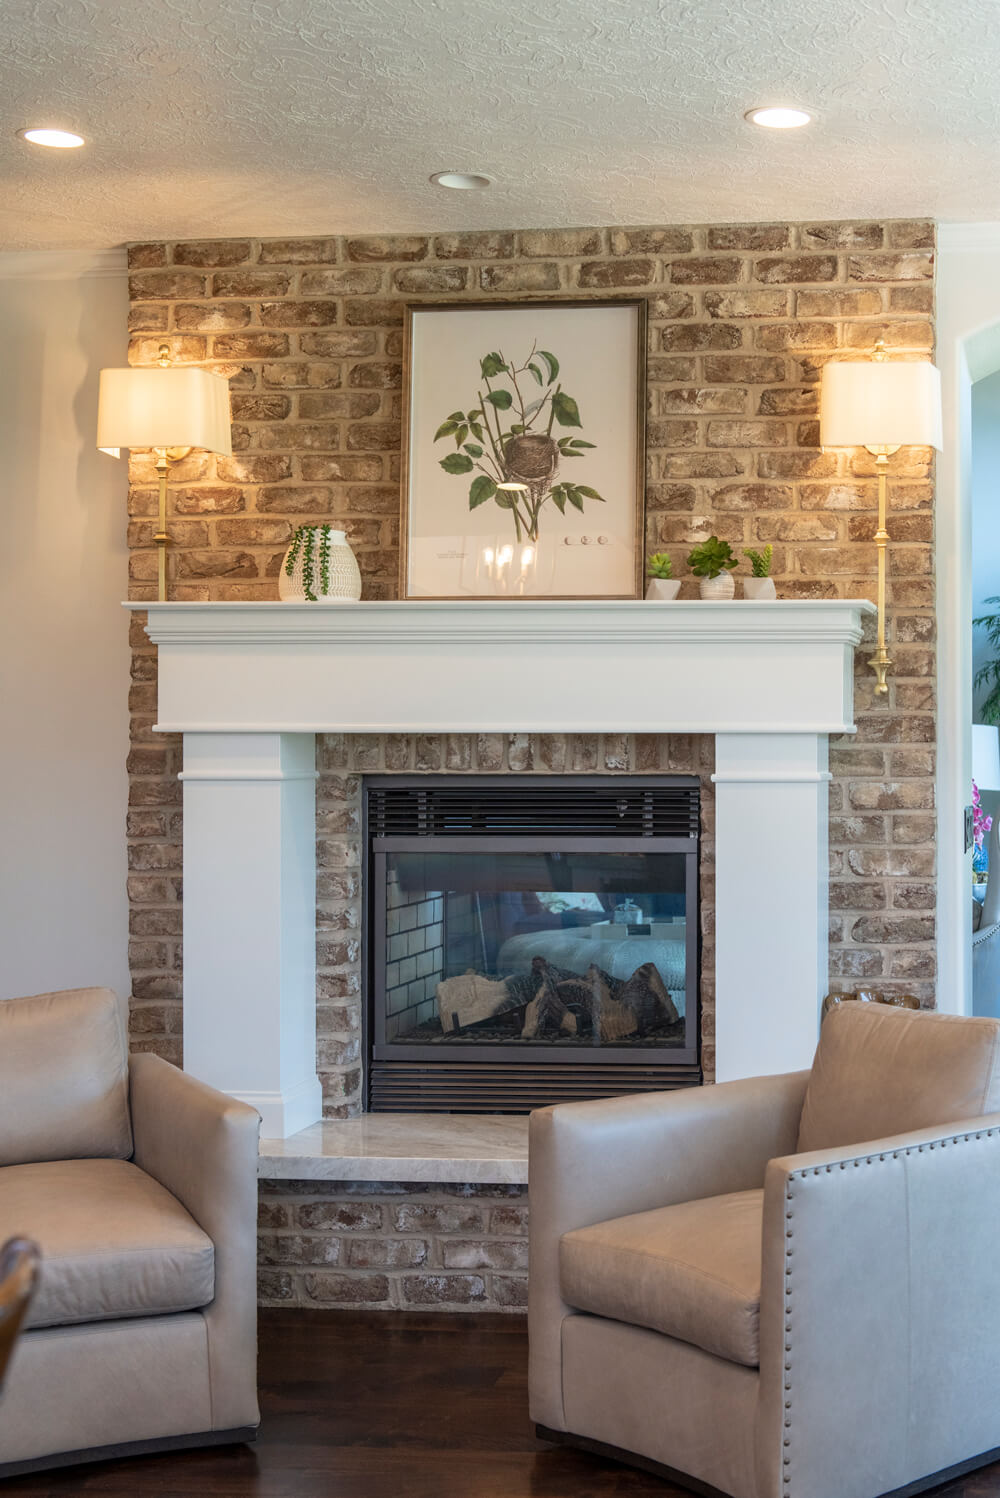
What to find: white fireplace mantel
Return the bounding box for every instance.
[129,598,874,1135]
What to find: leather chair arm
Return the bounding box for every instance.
[529,1071,810,1432]
[757,1114,1000,1498]
[129,1054,261,1431]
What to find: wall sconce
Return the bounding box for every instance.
[97,346,233,601]
[819,343,942,694]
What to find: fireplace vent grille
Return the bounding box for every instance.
[368,777,699,840]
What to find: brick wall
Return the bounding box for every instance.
[258,1180,528,1311]
[126,219,937,1105]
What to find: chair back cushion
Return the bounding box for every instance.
[797,1000,1000,1153]
[0,989,132,1166]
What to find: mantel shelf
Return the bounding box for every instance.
[126,599,873,738]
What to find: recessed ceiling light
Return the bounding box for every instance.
[18,127,85,148]
[430,171,491,191]
[745,106,811,130]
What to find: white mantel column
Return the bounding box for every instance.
[180,732,322,1136]
[712,733,830,1082]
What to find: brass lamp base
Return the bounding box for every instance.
[866,445,898,696]
[153,444,192,603]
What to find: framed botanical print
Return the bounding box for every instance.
[400,298,646,599]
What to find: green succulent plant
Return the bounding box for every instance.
[743,544,773,578]
[646,552,673,579]
[687,536,738,580]
[284,524,334,603]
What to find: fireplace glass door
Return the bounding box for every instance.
[371,841,695,1057]
[366,776,700,1109]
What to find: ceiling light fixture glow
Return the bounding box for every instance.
[745,106,811,129]
[745,106,813,130]
[430,171,491,190]
[18,127,85,148]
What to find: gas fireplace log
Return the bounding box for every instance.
[517,956,679,1041]
[622,962,681,1028]
[436,972,534,1034]
[437,955,680,1040]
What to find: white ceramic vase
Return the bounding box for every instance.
[645,578,682,601]
[279,526,361,603]
[743,576,777,600]
[699,572,735,600]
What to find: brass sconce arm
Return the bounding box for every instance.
[866,443,899,696]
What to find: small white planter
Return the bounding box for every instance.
[743,577,777,600]
[645,578,682,601]
[279,526,362,603]
[698,573,736,600]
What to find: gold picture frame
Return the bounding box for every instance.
[400,298,647,600]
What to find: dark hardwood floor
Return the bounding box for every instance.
[5,1309,1000,1497]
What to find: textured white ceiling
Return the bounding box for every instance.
[2,0,998,250]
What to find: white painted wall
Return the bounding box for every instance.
[0,251,131,1002]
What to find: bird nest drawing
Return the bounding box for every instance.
[433,345,605,543]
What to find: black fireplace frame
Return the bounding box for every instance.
[362,775,701,1111]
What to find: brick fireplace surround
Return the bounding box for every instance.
[125,219,936,1309]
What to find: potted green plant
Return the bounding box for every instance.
[742,543,776,600]
[687,536,738,600]
[975,597,1000,722]
[645,552,681,601]
[279,525,361,603]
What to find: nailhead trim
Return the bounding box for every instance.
[783,1180,794,1489]
[781,1125,999,1493]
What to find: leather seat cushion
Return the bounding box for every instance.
[0,1158,215,1329]
[560,1188,763,1367]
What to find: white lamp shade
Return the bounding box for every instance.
[820,358,943,451]
[97,365,232,457]
[973,724,1000,791]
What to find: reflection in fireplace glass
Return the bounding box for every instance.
[383,850,687,1048]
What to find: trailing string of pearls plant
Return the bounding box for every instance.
[279,525,362,603]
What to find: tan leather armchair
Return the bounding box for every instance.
[530,1001,1000,1498]
[0,987,260,1477]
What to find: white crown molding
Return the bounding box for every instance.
[0,247,127,281]
[937,223,1000,254]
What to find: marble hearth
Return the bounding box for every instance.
[129,598,873,1137]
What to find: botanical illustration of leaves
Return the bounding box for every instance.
[574,485,605,501]
[523,398,544,419]
[509,423,525,435]
[527,362,543,385]
[537,350,559,383]
[448,409,465,421]
[434,420,459,441]
[481,353,506,378]
[494,491,516,509]
[550,485,567,514]
[551,391,582,427]
[453,424,469,448]
[466,409,480,423]
[469,422,485,442]
[567,487,585,511]
[440,452,474,474]
[567,438,596,448]
[463,443,483,457]
[485,389,513,410]
[469,475,497,509]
